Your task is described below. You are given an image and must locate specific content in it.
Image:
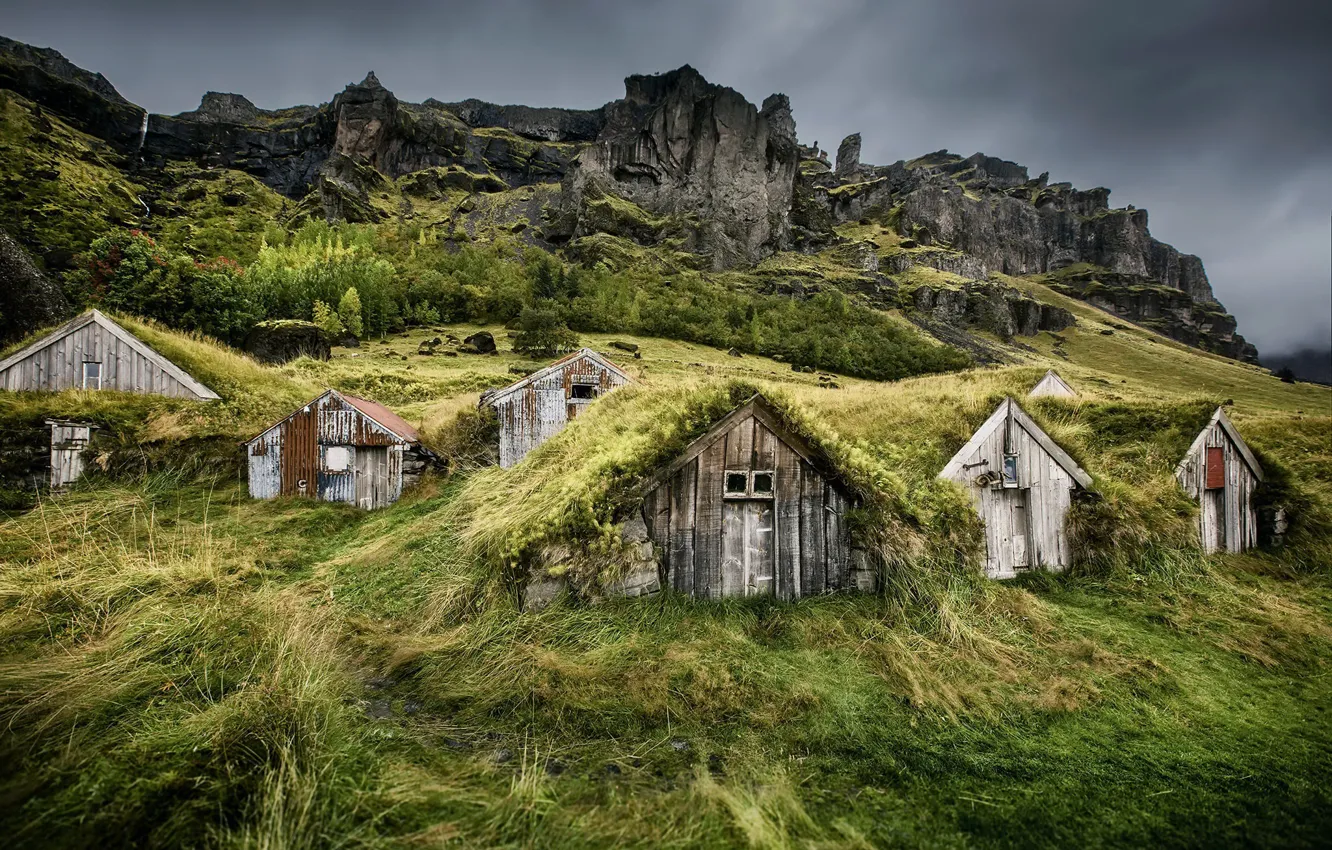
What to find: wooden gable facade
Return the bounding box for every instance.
[483,348,631,468]
[640,396,867,600]
[1175,407,1263,554]
[1029,369,1076,399]
[0,310,219,400]
[940,398,1093,579]
[246,389,427,510]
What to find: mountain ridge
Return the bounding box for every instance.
[0,35,1257,362]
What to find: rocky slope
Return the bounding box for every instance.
[0,35,1257,362]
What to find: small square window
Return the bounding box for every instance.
[82,361,102,390]
[725,472,748,494]
[325,446,351,472]
[570,383,598,400]
[752,472,774,494]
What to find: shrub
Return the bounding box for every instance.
[511,303,579,356]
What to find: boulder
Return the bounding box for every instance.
[460,330,497,354]
[0,228,69,345]
[244,320,331,364]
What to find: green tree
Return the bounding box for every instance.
[312,300,345,337]
[512,304,578,356]
[338,287,364,337]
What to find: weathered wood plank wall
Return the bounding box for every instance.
[1176,418,1259,553]
[643,409,857,599]
[48,422,92,489]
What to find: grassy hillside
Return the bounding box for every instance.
[1,289,1329,848]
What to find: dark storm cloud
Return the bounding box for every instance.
[1,0,1327,354]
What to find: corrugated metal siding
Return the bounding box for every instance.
[493,353,630,467]
[1176,421,1259,553]
[941,413,1079,579]
[0,318,207,399]
[642,412,855,599]
[246,391,414,509]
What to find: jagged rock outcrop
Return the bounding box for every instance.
[909,282,1076,340]
[429,98,605,142]
[552,65,800,269]
[0,35,145,150]
[808,147,1254,361]
[835,133,862,179]
[0,228,69,344]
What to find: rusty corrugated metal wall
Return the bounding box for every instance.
[492,352,630,467]
[246,391,412,509]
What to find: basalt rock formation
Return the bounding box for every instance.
[807,149,1255,360]
[550,65,800,269]
[0,227,69,344]
[0,35,1259,362]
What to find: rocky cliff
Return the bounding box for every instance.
[0,35,1259,362]
[807,146,1255,360]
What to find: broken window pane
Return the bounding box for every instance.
[752,472,774,493]
[725,472,747,494]
[570,383,598,400]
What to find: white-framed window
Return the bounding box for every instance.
[1001,453,1020,488]
[325,445,351,472]
[81,361,102,390]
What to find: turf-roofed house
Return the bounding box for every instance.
[641,394,872,599]
[0,309,219,400]
[246,389,433,509]
[1176,406,1264,554]
[482,347,631,468]
[940,397,1093,579]
[1028,369,1077,399]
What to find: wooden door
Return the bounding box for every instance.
[1010,493,1030,568]
[1203,488,1226,553]
[722,500,775,596]
[355,446,390,509]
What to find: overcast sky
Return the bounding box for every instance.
[2,0,1328,356]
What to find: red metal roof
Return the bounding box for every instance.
[343,393,421,443]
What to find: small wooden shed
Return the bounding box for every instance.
[1029,369,1076,399]
[939,397,1093,579]
[246,389,431,509]
[1175,407,1263,553]
[482,347,631,468]
[640,395,868,599]
[46,420,97,489]
[0,310,219,400]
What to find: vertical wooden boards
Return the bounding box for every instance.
[696,437,727,598]
[752,423,777,471]
[1177,416,1260,554]
[724,417,754,469]
[669,463,698,594]
[750,500,775,595]
[774,441,802,600]
[721,500,745,595]
[824,485,848,590]
[800,460,826,595]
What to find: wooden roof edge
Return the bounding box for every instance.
[0,309,220,400]
[939,397,1093,490]
[1213,406,1265,481]
[246,388,416,447]
[483,347,631,405]
[1033,369,1075,394]
[643,394,862,499]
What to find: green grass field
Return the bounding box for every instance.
[1,284,1330,848]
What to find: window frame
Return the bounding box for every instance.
[569,382,599,401]
[1001,453,1020,488]
[723,469,776,499]
[324,445,352,473]
[81,361,102,390]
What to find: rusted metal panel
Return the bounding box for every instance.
[245,390,418,509]
[489,349,632,468]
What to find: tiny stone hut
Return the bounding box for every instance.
[482,348,631,468]
[1029,369,1076,398]
[1175,406,1263,553]
[246,389,432,509]
[640,394,871,599]
[0,310,219,400]
[940,397,1093,579]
